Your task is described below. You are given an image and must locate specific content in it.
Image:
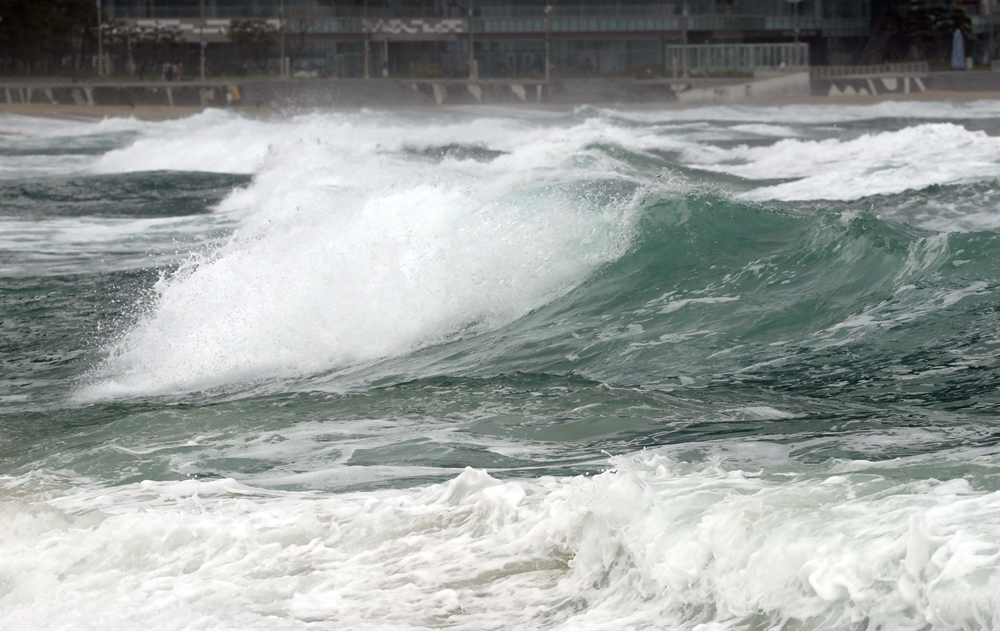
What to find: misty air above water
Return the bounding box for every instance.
[1,101,998,630]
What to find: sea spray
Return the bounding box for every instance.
[85,177,637,397]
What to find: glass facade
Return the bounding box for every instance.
[102,0,889,77]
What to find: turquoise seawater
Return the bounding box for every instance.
[1,102,998,629]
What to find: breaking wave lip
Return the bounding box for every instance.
[67,107,999,399]
[3,452,997,630]
[77,176,639,400]
[73,112,681,400]
[89,109,692,178]
[90,109,538,176]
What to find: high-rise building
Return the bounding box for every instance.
[104,0,999,77]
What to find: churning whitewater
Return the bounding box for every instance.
[1,101,998,630]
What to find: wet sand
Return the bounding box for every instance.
[0,103,209,121]
[1,90,997,121]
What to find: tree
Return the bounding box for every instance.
[286,17,313,74]
[0,0,96,73]
[105,20,137,73]
[884,2,972,62]
[137,24,183,75]
[107,22,182,76]
[229,18,278,73]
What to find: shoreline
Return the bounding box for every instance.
[2,90,998,121]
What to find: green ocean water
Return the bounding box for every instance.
[1,103,998,630]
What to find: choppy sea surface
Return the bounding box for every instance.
[1,101,998,630]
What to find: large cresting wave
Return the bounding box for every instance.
[80,109,999,398]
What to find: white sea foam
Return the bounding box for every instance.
[874,182,1000,233]
[0,154,97,179]
[0,215,233,276]
[728,123,801,136]
[2,454,996,630]
[603,99,1000,124]
[732,405,798,419]
[816,280,991,345]
[89,109,686,177]
[682,123,1000,201]
[82,113,642,397]
[0,112,147,138]
[658,295,741,314]
[1,113,149,178]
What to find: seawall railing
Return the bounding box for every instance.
[664,43,809,73]
[810,62,929,78]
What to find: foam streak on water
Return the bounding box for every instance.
[0,103,998,630]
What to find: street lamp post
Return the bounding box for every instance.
[544,5,552,81]
[199,0,206,80]
[279,0,286,78]
[96,0,104,76]
[787,0,802,45]
[468,1,477,79]
[794,0,799,45]
[126,30,133,74]
[682,2,689,78]
[363,0,370,80]
[785,0,804,68]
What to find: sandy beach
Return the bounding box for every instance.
[1,89,996,121]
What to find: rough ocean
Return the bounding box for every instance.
[1,101,998,630]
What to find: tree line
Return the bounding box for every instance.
[0,0,97,73]
[882,2,974,63]
[0,0,299,76]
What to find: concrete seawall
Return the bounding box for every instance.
[677,72,811,104]
[1,71,997,111]
[0,78,705,109]
[811,70,1000,97]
